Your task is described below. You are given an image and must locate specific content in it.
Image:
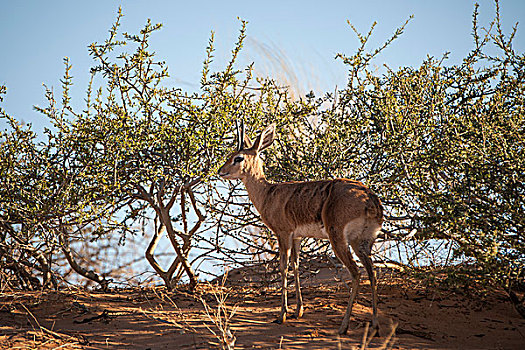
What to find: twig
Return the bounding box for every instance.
[73,309,111,324]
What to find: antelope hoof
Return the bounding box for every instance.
[338,322,349,335]
[294,306,304,319]
[274,314,286,324]
[371,320,380,337]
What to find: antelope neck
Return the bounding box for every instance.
[242,173,270,212]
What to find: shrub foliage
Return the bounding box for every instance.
[0,2,523,296]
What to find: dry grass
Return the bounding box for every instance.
[200,271,239,349]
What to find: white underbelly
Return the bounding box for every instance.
[293,223,329,239]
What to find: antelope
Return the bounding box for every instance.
[218,122,383,335]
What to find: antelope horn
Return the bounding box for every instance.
[236,119,245,151]
[235,119,240,151]
[240,120,245,150]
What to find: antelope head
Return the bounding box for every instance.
[218,122,275,180]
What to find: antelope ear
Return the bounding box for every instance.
[253,124,276,152]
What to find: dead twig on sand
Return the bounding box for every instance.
[73,309,112,324]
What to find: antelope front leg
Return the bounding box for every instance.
[277,241,292,324]
[291,237,304,318]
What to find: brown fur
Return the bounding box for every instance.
[219,124,383,335]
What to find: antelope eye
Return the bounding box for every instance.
[233,156,244,163]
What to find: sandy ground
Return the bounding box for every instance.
[1,262,524,349]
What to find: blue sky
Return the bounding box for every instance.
[1,0,524,134]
